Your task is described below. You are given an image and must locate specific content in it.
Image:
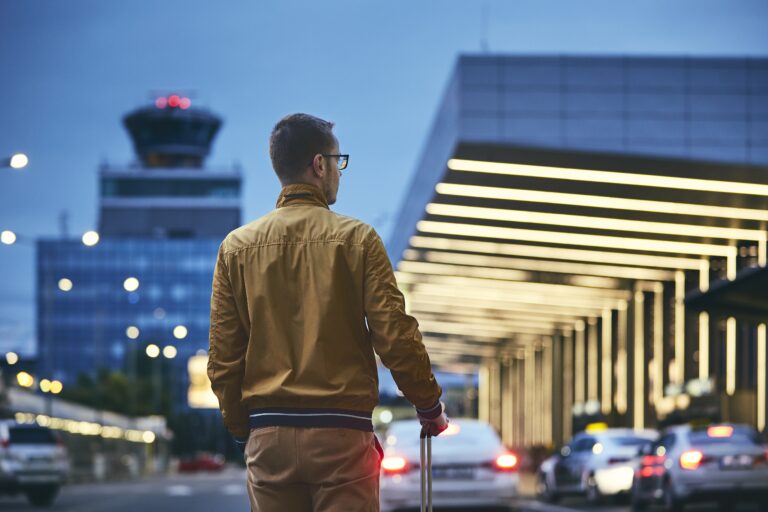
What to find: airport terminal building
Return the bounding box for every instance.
[389,55,768,446]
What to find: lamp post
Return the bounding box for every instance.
[2,153,29,170]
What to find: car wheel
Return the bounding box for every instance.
[585,474,602,505]
[536,472,559,503]
[663,480,683,512]
[25,485,59,507]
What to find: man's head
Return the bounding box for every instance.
[269,113,342,204]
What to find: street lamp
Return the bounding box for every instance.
[163,345,177,359]
[81,230,100,247]
[5,352,19,365]
[1,230,16,245]
[172,325,187,339]
[16,371,34,388]
[3,153,29,170]
[145,344,160,358]
[123,277,140,292]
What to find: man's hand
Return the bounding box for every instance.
[416,401,450,437]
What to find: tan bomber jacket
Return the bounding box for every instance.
[208,183,442,439]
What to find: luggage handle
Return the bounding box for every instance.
[420,428,432,512]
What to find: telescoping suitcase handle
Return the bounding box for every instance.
[420,428,432,512]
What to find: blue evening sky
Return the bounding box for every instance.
[1,0,767,356]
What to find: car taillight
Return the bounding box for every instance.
[494,453,518,472]
[680,450,704,470]
[0,439,9,448]
[754,450,768,466]
[381,456,411,475]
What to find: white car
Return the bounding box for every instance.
[632,423,768,511]
[538,428,658,504]
[379,418,519,512]
[0,421,70,507]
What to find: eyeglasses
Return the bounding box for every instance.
[321,154,349,171]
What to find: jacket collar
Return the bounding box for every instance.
[276,183,330,209]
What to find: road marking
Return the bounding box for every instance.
[166,484,193,496]
[222,484,245,495]
[512,498,584,512]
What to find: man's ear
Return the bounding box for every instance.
[311,154,324,178]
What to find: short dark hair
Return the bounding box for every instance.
[269,113,336,183]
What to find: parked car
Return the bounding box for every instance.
[538,427,658,504]
[178,452,225,473]
[379,418,519,511]
[631,423,768,511]
[0,420,70,507]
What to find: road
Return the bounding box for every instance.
[0,468,250,512]
[0,470,762,512]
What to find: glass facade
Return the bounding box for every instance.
[37,238,220,408]
[455,56,768,163]
[101,177,240,198]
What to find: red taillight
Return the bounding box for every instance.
[680,450,704,470]
[494,453,518,472]
[639,454,666,478]
[381,456,410,475]
[0,439,9,448]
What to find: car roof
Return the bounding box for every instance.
[385,418,494,433]
[573,428,657,440]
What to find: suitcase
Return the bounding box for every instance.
[420,429,432,512]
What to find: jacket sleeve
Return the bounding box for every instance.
[207,243,250,439]
[363,228,442,410]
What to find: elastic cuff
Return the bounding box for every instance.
[416,401,442,419]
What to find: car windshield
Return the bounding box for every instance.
[687,428,760,446]
[9,427,57,445]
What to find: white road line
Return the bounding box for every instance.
[166,484,193,496]
[222,484,245,495]
[512,498,585,512]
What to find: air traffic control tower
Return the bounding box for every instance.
[98,94,240,238]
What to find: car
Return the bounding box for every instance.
[631,423,768,511]
[379,418,519,511]
[0,420,70,507]
[537,427,658,504]
[178,452,226,473]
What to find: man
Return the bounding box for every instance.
[208,113,448,511]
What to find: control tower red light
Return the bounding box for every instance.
[179,98,191,110]
[168,95,181,108]
[155,97,168,109]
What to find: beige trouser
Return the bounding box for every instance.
[245,426,383,512]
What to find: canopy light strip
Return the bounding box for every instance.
[426,203,765,242]
[416,220,735,258]
[436,183,768,222]
[397,271,630,299]
[399,260,621,289]
[409,236,703,270]
[404,249,676,281]
[410,293,603,317]
[405,283,622,309]
[448,158,768,197]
